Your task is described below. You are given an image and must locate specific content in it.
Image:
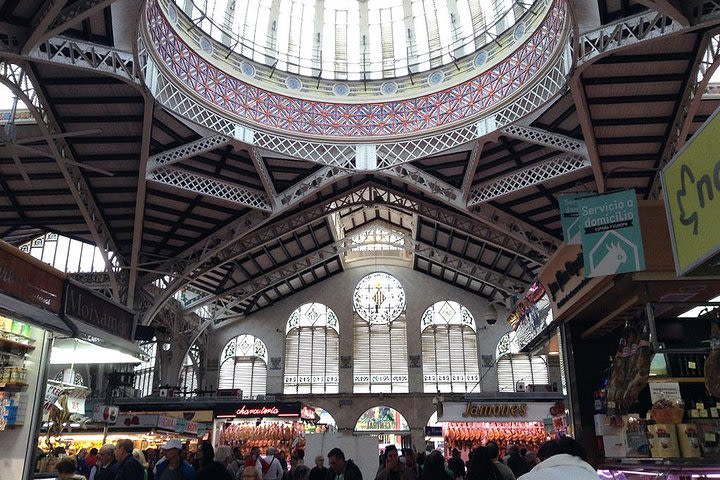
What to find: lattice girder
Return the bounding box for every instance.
[147,134,232,172]
[649,29,720,197]
[0,61,125,301]
[140,181,553,326]
[469,153,591,204]
[146,166,272,211]
[26,36,140,83]
[207,232,527,322]
[500,125,588,156]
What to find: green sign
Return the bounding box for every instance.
[559,193,593,244]
[661,107,720,276]
[578,190,645,278]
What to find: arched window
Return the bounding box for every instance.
[178,345,199,397]
[495,331,548,392]
[134,339,157,397]
[284,303,340,394]
[421,301,480,393]
[497,354,549,392]
[353,272,408,393]
[218,334,268,398]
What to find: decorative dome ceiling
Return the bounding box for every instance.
[176,0,531,80]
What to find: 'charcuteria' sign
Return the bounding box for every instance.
[662,107,720,276]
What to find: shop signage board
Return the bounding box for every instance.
[63,280,136,341]
[215,401,301,418]
[438,401,560,423]
[92,404,119,424]
[0,241,64,313]
[355,406,409,432]
[559,193,593,244]
[662,107,720,276]
[577,189,645,278]
[157,415,177,431]
[649,382,682,404]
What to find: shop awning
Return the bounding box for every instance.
[50,335,145,364]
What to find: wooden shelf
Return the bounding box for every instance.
[649,377,705,383]
[0,337,34,352]
[0,382,28,391]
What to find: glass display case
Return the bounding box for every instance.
[598,459,720,479]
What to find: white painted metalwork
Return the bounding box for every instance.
[147,166,273,211]
[379,164,461,205]
[276,166,354,209]
[140,181,553,326]
[500,125,588,157]
[138,25,573,169]
[26,36,140,82]
[650,29,720,197]
[577,10,682,67]
[0,61,124,301]
[207,231,526,322]
[468,153,590,204]
[146,134,232,172]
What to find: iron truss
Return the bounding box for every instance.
[650,28,720,196]
[199,229,527,323]
[468,153,591,204]
[576,1,720,68]
[140,181,552,325]
[0,61,125,302]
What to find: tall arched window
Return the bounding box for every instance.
[353,272,408,393]
[495,332,548,392]
[178,345,199,397]
[421,301,480,393]
[218,334,268,398]
[284,303,340,394]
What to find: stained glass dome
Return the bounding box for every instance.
[175,0,532,80]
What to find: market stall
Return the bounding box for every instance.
[214,401,306,456]
[353,405,410,453]
[436,400,567,461]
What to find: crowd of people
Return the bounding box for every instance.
[53,436,600,480]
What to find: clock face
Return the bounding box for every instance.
[353,272,406,324]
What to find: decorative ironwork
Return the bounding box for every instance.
[147,134,232,171]
[468,153,590,204]
[353,272,406,325]
[500,125,588,156]
[147,166,272,211]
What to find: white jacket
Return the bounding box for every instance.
[517,454,599,480]
[263,455,285,480]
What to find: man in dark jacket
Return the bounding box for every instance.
[95,445,120,480]
[447,449,465,479]
[505,445,530,478]
[309,455,328,480]
[328,448,362,480]
[196,442,232,480]
[114,439,145,480]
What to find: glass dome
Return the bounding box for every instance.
[176,0,528,80]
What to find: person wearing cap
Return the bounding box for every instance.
[262,447,285,480]
[155,439,195,480]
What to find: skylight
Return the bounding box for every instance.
[176,0,529,80]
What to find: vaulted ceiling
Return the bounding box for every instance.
[0,0,719,337]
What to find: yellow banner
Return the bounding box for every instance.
[662,107,720,275]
